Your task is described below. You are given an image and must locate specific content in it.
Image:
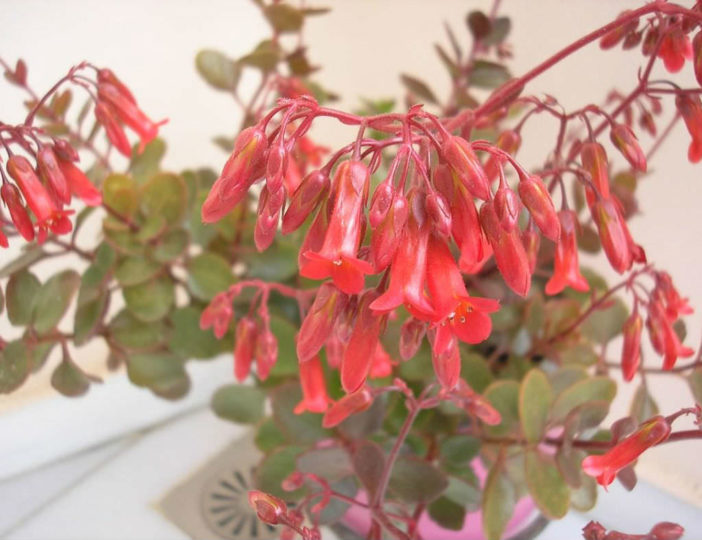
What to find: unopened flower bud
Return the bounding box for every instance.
[255,326,278,380]
[621,311,642,382]
[37,145,70,205]
[368,180,394,228]
[521,226,540,273]
[57,159,102,206]
[248,491,287,525]
[95,102,132,157]
[294,355,330,414]
[399,317,426,360]
[591,197,633,273]
[282,169,329,234]
[649,522,685,540]
[425,190,452,237]
[442,136,490,200]
[580,142,610,205]
[484,130,521,181]
[200,292,233,339]
[233,317,257,382]
[52,139,79,162]
[370,193,408,271]
[1,183,35,241]
[254,186,284,252]
[297,282,347,362]
[610,123,647,172]
[676,94,702,163]
[599,11,638,50]
[265,144,287,193]
[494,184,520,232]
[322,387,373,428]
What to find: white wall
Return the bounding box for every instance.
[1,0,701,505]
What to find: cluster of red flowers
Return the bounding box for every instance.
[0,68,164,247]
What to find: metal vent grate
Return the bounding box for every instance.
[201,465,277,540]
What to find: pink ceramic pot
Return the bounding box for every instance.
[342,458,538,540]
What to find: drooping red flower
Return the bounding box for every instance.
[300,160,374,295]
[479,200,531,296]
[580,142,610,206]
[442,135,490,200]
[294,355,330,414]
[425,235,500,357]
[322,387,373,428]
[655,271,694,321]
[370,191,435,319]
[254,185,285,251]
[591,197,634,274]
[621,311,642,382]
[297,282,347,362]
[676,94,702,163]
[56,159,102,206]
[1,182,35,241]
[582,416,671,487]
[658,28,693,73]
[341,291,385,393]
[370,191,408,272]
[97,81,167,153]
[248,491,288,525]
[37,145,70,205]
[431,333,461,390]
[493,181,521,233]
[646,300,694,370]
[545,210,589,295]
[94,102,132,157]
[202,126,268,222]
[255,326,278,381]
[610,123,647,172]
[6,155,72,238]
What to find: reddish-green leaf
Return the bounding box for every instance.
[400,74,438,104]
[525,449,570,518]
[519,368,553,443]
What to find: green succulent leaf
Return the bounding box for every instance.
[211,384,265,424]
[6,270,41,326]
[32,270,80,334]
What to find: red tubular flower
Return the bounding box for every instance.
[369,179,395,228]
[370,192,435,319]
[300,160,373,295]
[658,28,693,73]
[484,130,522,181]
[426,235,500,357]
[6,155,71,237]
[342,291,384,393]
[479,200,531,296]
[370,192,408,272]
[98,68,136,103]
[322,387,373,428]
[298,202,329,270]
[282,169,329,234]
[582,416,671,487]
[53,139,80,163]
[202,126,268,222]
[56,159,102,206]
[1,183,35,241]
[265,144,287,193]
[655,272,694,321]
[580,142,610,206]
[610,124,647,172]
[94,102,132,157]
[434,164,490,272]
[693,31,702,87]
[37,146,70,205]
[233,317,257,382]
[200,292,233,339]
[442,135,490,200]
[621,311,642,382]
[675,94,702,163]
[0,228,7,248]
[545,210,589,295]
[97,82,167,153]
[297,282,347,362]
[591,197,633,274]
[517,174,560,242]
[294,355,330,414]
[647,301,694,370]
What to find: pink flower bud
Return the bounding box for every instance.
[368,180,395,228]
[200,292,233,339]
[610,124,647,172]
[493,184,520,232]
[580,142,610,205]
[484,130,521,181]
[255,326,278,380]
[248,491,287,525]
[545,210,588,295]
[254,186,284,252]
[201,126,268,222]
[599,11,638,49]
[97,68,136,104]
[297,282,347,362]
[400,317,426,360]
[431,333,461,389]
[442,136,490,200]
[298,204,329,271]
[52,139,79,162]
[233,317,257,382]
[282,169,329,234]
[1,183,35,241]
[425,190,452,237]
[322,387,373,428]
[37,145,70,205]
[649,522,685,540]
[479,200,531,296]
[265,144,287,193]
[370,192,408,272]
[621,312,642,382]
[521,226,540,273]
[591,197,633,273]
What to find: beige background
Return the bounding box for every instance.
[1,0,701,505]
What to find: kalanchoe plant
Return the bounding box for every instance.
[2,1,702,540]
